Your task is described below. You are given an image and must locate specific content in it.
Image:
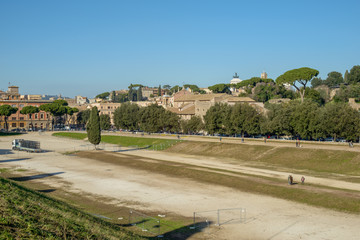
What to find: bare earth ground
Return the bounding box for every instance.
[1,132,360,240]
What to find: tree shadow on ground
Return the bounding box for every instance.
[9,172,65,182]
[118,219,212,240]
[112,145,152,153]
[37,189,57,193]
[0,158,31,163]
[0,149,14,154]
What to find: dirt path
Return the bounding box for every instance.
[1,132,360,239]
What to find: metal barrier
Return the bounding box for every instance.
[192,208,246,228]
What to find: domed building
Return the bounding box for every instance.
[230,72,242,85]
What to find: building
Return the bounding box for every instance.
[261,72,268,79]
[75,95,89,105]
[230,73,242,85]
[90,102,121,125]
[168,92,263,120]
[0,99,53,130]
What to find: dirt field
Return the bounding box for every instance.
[1,132,360,239]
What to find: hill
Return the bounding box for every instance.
[0,177,145,240]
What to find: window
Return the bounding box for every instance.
[40,114,44,119]
[20,117,24,120]
[35,114,38,119]
[12,117,16,120]
[20,104,24,108]
[12,123,16,127]
[20,123,24,127]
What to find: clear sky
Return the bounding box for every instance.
[1,0,359,98]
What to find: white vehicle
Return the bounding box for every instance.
[12,139,41,153]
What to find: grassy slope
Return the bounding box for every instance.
[0,177,145,240]
[52,132,180,149]
[167,142,360,176]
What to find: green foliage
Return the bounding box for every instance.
[76,109,91,125]
[139,104,179,133]
[95,92,110,99]
[208,84,231,94]
[311,77,324,88]
[319,103,360,141]
[183,84,201,93]
[0,104,18,131]
[158,85,162,97]
[53,132,87,139]
[237,77,274,88]
[136,87,142,101]
[333,83,360,102]
[276,67,319,102]
[181,116,204,134]
[113,103,140,131]
[347,65,360,84]
[100,114,111,130]
[324,71,343,87]
[304,87,325,105]
[170,85,183,95]
[0,177,144,239]
[204,103,232,135]
[20,105,39,115]
[344,70,349,83]
[253,82,294,103]
[87,107,101,147]
[227,103,263,136]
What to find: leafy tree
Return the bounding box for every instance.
[333,83,360,102]
[208,84,231,94]
[261,103,294,137]
[344,70,349,84]
[181,116,204,134]
[324,71,343,87]
[184,84,201,93]
[20,106,39,130]
[0,105,18,131]
[228,103,263,137]
[319,103,360,141]
[100,114,111,130]
[40,100,68,130]
[139,104,165,133]
[276,67,319,103]
[96,92,110,100]
[136,87,143,101]
[237,77,274,88]
[311,77,324,88]
[65,107,79,126]
[87,106,101,148]
[204,103,232,135]
[348,65,360,84]
[110,91,116,102]
[77,109,91,126]
[304,88,325,105]
[158,85,162,97]
[163,85,171,95]
[160,110,180,133]
[128,85,135,101]
[113,102,140,131]
[170,85,183,95]
[289,100,321,139]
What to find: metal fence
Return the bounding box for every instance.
[129,209,162,237]
[192,208,246,228]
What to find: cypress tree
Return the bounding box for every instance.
[136,87,142,101]
[87,106,101,149]
[344,70,349,83]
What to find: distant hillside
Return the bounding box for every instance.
[0,177,145,240]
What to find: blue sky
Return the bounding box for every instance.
[1,0,359,98]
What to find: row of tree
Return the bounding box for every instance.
[204,100,360,141]
[105,99,360,141]
[0,100,79,131]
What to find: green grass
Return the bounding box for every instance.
[52,132,87,140]
[0,177,145,240]
[52,132,181,150]
[168,142,360,176]
[0,132,22,136]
